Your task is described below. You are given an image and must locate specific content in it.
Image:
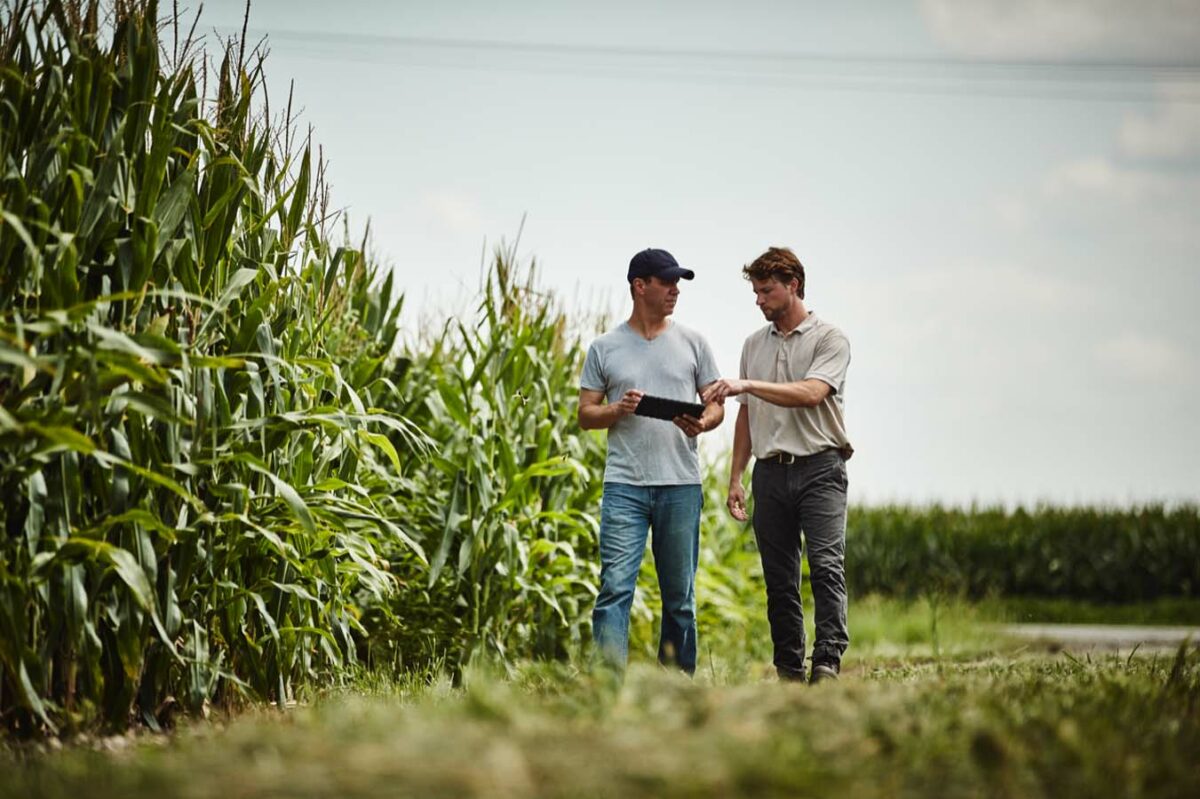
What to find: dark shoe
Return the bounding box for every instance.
[809,663,839,685]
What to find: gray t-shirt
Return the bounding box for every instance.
[581,321,721,485]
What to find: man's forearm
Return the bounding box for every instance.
[578,403,623,430]
[730,406,752,488]
[700,401,724,432]
[744,378,827,408]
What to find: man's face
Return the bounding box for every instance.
[751,276,798,321]
[637,275,681,315]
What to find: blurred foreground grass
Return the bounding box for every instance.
[3,649,1196,799]
[3,600,1198,799]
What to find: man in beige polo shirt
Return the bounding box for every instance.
[703,246,852,684]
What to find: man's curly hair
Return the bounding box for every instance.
[742,247,805,298]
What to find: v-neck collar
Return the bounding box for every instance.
[624,319,673,342]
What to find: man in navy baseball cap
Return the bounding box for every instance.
[578,245,722,677]
[627,248,696,282]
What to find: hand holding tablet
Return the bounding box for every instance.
[633,394,705,422]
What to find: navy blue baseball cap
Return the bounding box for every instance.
[627,248,695,283]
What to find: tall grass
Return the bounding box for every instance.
[0,0,425,734]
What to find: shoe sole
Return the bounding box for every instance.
[809,665,839,684]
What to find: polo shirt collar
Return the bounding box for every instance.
[771,311,819,337]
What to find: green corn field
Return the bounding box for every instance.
[360,254,608,672]
[0,0,431,734]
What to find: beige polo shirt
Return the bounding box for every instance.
[738,312,853,459]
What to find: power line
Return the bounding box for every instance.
[211,26,1200,104]
[230,27,1200,74]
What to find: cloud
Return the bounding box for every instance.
[1119,87,1200,162]
[1040,157,1183,203]
[1095,329,1198,385]
[421,189,484,233]
[915,262,1092,313]
[994,153,1199,233]
[989,152,1200,253]
[984,70,1200,248]
[918,0,1200,62]
[992,195,1032,231]
[843,259,1096,374]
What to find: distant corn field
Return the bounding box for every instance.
[845,504,1200,602]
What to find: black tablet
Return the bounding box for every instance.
[634,394,704,421]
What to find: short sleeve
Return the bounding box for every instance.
[806,330,850,393]
[736,337,750,404]
[580,341,605,392]
[695,335,721,392]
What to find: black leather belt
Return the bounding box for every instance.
[763,449,842,465]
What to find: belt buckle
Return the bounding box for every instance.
[778,452,796,465]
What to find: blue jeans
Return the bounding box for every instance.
[592,483,703,674]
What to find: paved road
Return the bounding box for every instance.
[1003,623,1200,652]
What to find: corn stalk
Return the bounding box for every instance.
[0,0,427,734]
[365,247,607,673]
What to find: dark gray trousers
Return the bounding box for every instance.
[751,448,849,678]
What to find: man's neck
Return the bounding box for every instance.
[628,307,670,340]
[774,300,809,334]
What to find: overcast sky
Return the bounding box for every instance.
[198,1,1200,507]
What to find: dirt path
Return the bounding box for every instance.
[1003,623,1200,652]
